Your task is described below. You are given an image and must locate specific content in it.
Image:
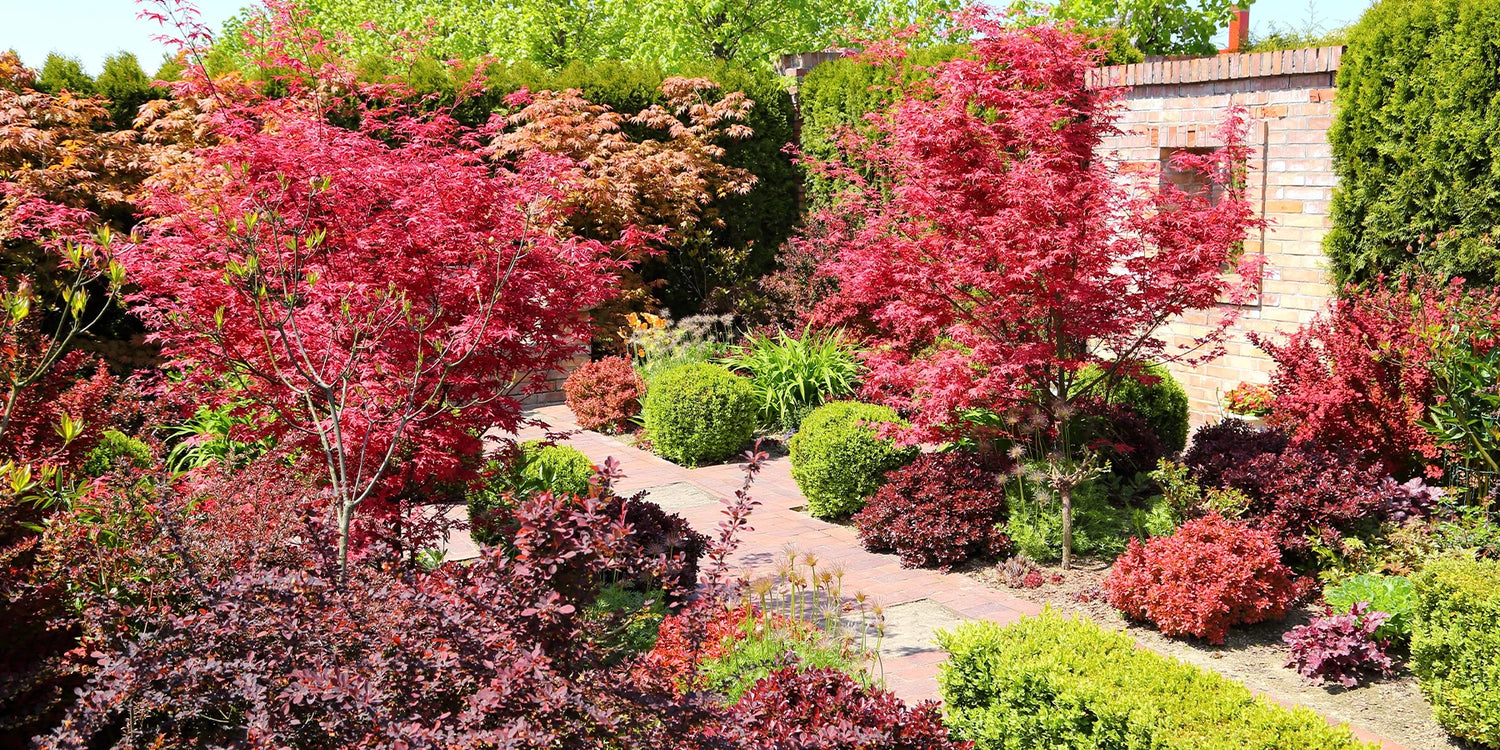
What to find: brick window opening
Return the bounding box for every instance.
[1159,146,1224,202]
[1159,145,1260,306]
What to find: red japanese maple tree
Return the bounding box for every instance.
[815,13,1262,566]
[129,1,626,572]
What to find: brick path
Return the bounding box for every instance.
[456,405,1409,748]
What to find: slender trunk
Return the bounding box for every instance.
[0,385,19,440]
[337,500,353,580]
[1060,481,1074,571]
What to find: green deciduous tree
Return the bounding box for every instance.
[1051,0,1251,56]
[284,0,961,69]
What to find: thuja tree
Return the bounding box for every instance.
[815,13,1260,567]
[129,0,624,573]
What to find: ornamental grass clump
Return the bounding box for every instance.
[722,328,861,432]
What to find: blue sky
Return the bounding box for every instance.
[1,0,1378,76]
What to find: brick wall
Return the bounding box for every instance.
[1089,47,1343,425]
[521,351,590,407]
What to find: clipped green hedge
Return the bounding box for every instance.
[1328,0,1500,285]
[788,401,915,519]
[798,46,965,207]
[1412,555,1500,747]
[643,363,757,467]
[939,612,1378,750]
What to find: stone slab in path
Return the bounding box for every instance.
[637,481,720,513]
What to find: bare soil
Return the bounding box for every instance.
[968,560,1475,750]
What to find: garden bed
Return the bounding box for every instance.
[970,560,1472,750]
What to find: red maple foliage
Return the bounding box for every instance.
[1103,513,1307,644]
[813,13,1262,448]
[126,0,629,569]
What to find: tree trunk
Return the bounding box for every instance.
[1060,481,1074,570]
[337,501,353,581]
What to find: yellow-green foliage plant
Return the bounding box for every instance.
[938,611,1378,750]
[1412,554,1500,747]
[788,400,915,519]
[641,363,756,467]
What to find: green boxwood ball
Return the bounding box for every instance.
[643,363,757,467]
[789,400,917,519]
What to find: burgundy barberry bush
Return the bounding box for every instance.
[565,356,647,433]
[1182,419,1290,491]
[854,452,1011,570]
[1252,276,1500,477]
[1283,602,1396,687]
[1104,513,1306,644]
[726,667,970,749]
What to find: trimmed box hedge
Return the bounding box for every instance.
[1412,555,1500,747]
[938,612,1377,750]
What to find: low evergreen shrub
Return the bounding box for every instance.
[1411,554,1500,747]
[939,612,1379,750]
[788,401,916,519]
[642,363,756,467]
[564,356,645,434]
[1083,362,1191,455]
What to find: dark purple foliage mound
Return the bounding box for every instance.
[1380,476,1444,524]
[1182,419,1290,490]
[39,490,720,749]
[1183,421,1386,560]
[1283,602,1396,688]
[726,667,970,749]
[854,452,1011,570]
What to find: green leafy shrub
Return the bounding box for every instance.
[468,442,595,546]
[642,363,756,467]
[1324,574,1415,643]
[81,430,154,478]
[1005,469,1132,563]
[788,401,916,519]
[939,612,1379,750]
[1411,555,1500,747]
[1083,362,1191,455]
[584,584,667,661]
[1328,0,1500,285]
[722,328,861,432]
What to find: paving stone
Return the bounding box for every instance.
[877,598,967,659]
[637,481,720,513]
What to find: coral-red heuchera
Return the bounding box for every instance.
[1104,513,1306,645]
